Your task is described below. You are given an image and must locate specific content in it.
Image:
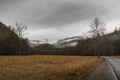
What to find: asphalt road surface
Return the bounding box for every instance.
[88,57,120,80]
[106,57,120,80]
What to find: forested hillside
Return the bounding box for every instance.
[76,30,120,56]
[31,29,120,56]
[0,21,120,56]
[0,22,29,55]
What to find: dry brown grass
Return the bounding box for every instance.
[0,55,100,80]
[111,56,120,58]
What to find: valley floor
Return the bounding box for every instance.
[0,55,99,80]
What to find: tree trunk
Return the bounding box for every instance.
[98,52,100,58]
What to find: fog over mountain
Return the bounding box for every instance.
[0,0,120,43]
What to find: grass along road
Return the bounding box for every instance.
[0,55,100,80]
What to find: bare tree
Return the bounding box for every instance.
[13,23,27,38]
[88,17,106,58]
[88,17,106,38]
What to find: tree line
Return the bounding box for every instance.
[0,18,120,56]
[0,22,29,55]
[30,18,120,56]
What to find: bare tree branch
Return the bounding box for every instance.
[88,17,106,38]
[13,23,27,38]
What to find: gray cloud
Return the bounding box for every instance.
[0,0,120,42]
[20,0,108,28]
[0,0,108,28]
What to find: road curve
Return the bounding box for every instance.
[106,57,120,80]
[88,57,120,80]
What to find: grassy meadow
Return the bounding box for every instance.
[0,55,100,80]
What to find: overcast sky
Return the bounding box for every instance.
[0,0,120,43]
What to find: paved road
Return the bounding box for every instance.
[106,57,120,80]
[88,57,120,80]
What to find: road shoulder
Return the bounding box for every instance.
[86,60,116,80]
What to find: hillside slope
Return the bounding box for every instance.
[0,22,29,55]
